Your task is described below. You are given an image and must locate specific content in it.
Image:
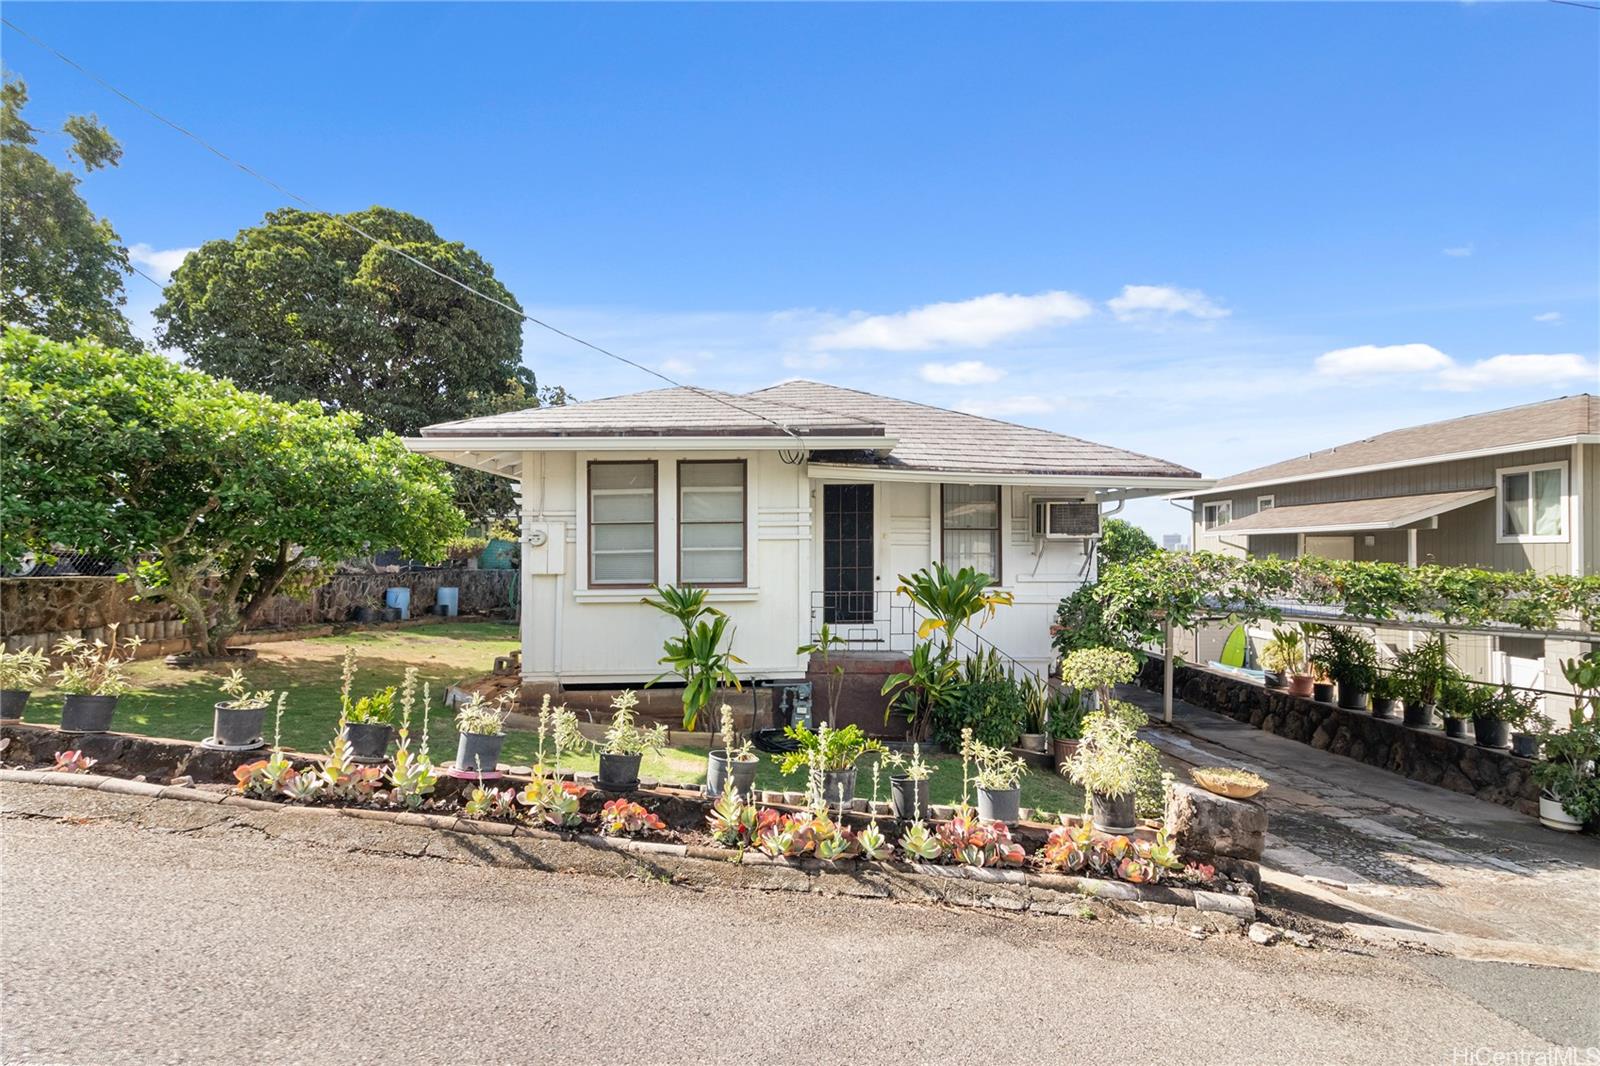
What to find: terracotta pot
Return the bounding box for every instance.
[1287,675,1314,699]
[1052,737,1079,771]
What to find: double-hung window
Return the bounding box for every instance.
[678,460,746,586]
[588,461,657,586]
[1202,501,1232,531]
[1498,462,1567,542]
[941,484,1001,581]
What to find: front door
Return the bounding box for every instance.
[822,483,875,625]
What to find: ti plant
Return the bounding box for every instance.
[644,583,744,730]
[796,623,848,722]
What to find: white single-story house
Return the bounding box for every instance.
[406,380,1207,699]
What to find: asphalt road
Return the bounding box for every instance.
[1,796,1592,1065]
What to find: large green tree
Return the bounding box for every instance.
[0,327,466,658]
[0,75,141,350]
[154,206,536,437]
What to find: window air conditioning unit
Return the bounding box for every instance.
[1032,499,1101,540]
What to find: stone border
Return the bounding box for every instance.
[0,768,1256,929]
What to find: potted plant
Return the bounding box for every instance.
[1314,627,1377,711]
[454,692,511,775]
[776,722,885,810]
[1438,677,1474,740]
[1395,635,1454,729]
[212,668,273,748]
[54,627,142,733]
[1065,700,1159,835]
[0,647,49,720]
[1533,654,1600,831]
[883,743,934,820]
[1472,683,1535,751]
[1048,689,1087,769]
[1019,676,1050,753]
[706,702,759,800]
[968,737,1027,823]
[351,601,381,624]
[1262,627,1311,697]
[1511,710,1549,760]
[1369,671,1403,721]
[558,689,669,791]
[344,686,398,760]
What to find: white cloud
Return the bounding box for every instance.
[811,291,1093,351]
[919,360,1006,386]
[782,351,839,372]
[1315,343,1453,377]
[1442,244,1474,258]
[657,356,703,378]
[128,243,198,278]
[1532,311,1563,324]
[956,396,1055,418]
[1437,353,1599,391]
[1107,284,1229,323]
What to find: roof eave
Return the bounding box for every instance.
[805,462,1211,490]
[405,433,897,453]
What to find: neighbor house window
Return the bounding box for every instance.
[1257,495,1276,512]
[678,460,746,586]
[1497,462,1566,542]
[942,485,1001,581]
[588,461,657,585]
[1203,501,1232,531]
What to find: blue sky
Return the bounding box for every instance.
[5,2,1597,538]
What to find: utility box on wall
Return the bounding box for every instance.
[522,522,566,575]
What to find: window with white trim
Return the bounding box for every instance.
[1202,501,1232,531]
[1497,462,1566,542]
[1257,495,1276,512]
[588,461,656,586]
[678,460,746,586]
[942,485,1001,580]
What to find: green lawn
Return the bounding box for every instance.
[21,621,1084,813]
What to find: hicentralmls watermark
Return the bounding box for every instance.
[1451,1049,1600,1066]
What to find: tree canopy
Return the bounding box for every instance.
[1,75,141,350]
[1098,518,1158,568]
[0,327,466,657]
[154,206,537,437]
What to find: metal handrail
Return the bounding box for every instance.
[806,589,1045,683]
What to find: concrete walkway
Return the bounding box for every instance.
[1120,685,1600,963]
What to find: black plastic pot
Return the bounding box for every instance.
[383,607,402,623]
[1443,717,1472,740]
[59,694,118,734]
[1263,670,1286,690]
[889,775,931,820]
[821,767,857,810]
[977,786,1021,823]
[598,752,642,791]
[343,721,394,761]
[1337,687,1369,712]
[352,606,379,623]
[212,702,266,748]
[1371,697,1399,720]
[1510,732,1541,759]
[705,749,758,800]
[1472,715,1511,750]
[0,689,30,720]
[1090,791,1137,834]
[1312,682,1336,704]
[456,731,507,775]
[1404,702,1437,729]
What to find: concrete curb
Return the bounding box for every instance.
[0,768,1255,927]
[1342,923,1600,974]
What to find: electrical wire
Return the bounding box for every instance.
[1,16,808,443]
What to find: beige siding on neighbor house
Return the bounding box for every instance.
[1192,444,1579,576]
[1584,443,1599,575]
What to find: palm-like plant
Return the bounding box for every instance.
[655,614,745,730]
[642,583,724,631]
[881,641,962,738]
[895,563,1014,646]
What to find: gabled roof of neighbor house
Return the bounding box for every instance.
[415,379,1201,482]
[1186,394,1599,497]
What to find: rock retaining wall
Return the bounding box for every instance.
[1142,661,1540,815]
[0,570,517,655]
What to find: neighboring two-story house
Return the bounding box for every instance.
[1174,394,1599,705]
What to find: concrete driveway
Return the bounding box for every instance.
[3,781,1593,1065]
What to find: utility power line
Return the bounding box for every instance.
[1,16,805,442]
